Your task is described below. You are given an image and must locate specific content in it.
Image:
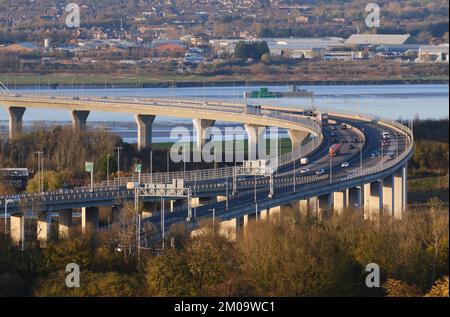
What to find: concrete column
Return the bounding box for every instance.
[383,175,394,216]
[244,124,266,160]
[363,183,371,220]
[10,214,24,245]
[8,106,26,139]
[169,200,175,212]
[393,165,407,220]
[318,193,333,220]
[59,210,73,237]
[260,209,270,221]
[402,163,408,212]
[333,190,348,215]
[193,118,215,152]
[82,207,99,233]
[309,197,318,220]
[71,110,90,131]
[236,216,245,240]
[268,205,282,222]
[369,181,383,220]
[349,186,363,213]
[287,130,310,155]
[244,213,256,229]
[217,195,227,202]
[299,199,309,218]
[218,219,235,240]
[37,214,52,243]
[135,114,156,150]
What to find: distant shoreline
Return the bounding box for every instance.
[0,76,448,89]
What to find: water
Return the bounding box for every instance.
[0,84,448,143]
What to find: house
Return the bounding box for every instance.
[416,44,449,62]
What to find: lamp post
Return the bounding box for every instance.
[106,153,110,186]
[115,146,122,188]
[208,208,216,232]
[3,199,14,239]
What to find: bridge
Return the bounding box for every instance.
[0,88,413,246]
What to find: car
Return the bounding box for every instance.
[388,154,396,160]
[300,168,310,173]
[331,126,337,130]
[72,96,80,100]
[316,169,325,175]
[331,137,339,143]
[331,132,337,137]
[353,138,359,143]
[341,138,348,143]
[341,162,350,168]
[349,144,355,149]
[371,151,380,158]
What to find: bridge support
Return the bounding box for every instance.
[393,164,407,219]
[288,130,310,155]
[193,118,215,152]
[59,210,73,237]
[10,214,24,245]
[318,193,333,220]
[348,186,363,213]
[298,199,309,217]
[369,181,383,220]
[244,124,266,160]
[82,207,99,233]
[333,190,348,215]
[71,110,90,131]
[8,106,26,139]
[363,183,371,219]
[37,214,52,243]
[135,114,156,150]
[383,175,394,216]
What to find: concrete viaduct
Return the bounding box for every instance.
[0,92,413,246]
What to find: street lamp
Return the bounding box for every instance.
[114,146,122,188]
[208,208,216,232]
[3,198,14,239]
[106,153,110,186]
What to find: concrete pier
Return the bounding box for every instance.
[288,130,310,155]
[244,124,266,160]
[59,210,73,237]
[71,110,90,131]
[348,186,363,213]
[8,106,26,139]
[37,214,52,243]
[193,118,215,152]
[82,207,99,233]
[135,114,156,150]
[369,181,383,220]
[318,193,333,219]
[333,190,348,215]
[382,175,394,216]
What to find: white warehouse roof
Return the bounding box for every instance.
[345,34,413,45]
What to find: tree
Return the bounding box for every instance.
[26,171,63,192]
[233,41,270,60]
[260,52,271,64]
[425,276,449,297]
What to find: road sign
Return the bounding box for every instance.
[135,164,142,173]
[85,162,94,172]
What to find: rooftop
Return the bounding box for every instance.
[345,34,413,45]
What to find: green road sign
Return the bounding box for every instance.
[85,162,94,172]
[135,164,142,173]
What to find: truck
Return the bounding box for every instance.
[316,113,329,125]
[300,157,309,165]
[329,144,342,157]
[245,104,262,115]
[381,131,390,139]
